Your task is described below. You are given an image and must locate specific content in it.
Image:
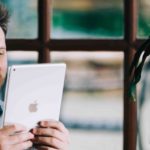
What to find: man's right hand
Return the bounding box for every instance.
[0,124,34,150]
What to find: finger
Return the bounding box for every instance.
[8,132,34,145]
[0,124,27,135]
[12,141,33,150]
[32,128,68,142]
[39,120,69,135]
[34,145,57,150]
[34,136,65,149]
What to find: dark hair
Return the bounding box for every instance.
[0,3,9,35]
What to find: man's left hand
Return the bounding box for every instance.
[32,120,70,150]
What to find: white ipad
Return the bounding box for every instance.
[2,63,66,130]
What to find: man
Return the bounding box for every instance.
[0,4,69,150]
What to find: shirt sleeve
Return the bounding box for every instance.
[0,100,4,127]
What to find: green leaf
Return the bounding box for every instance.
[128,83,136,102]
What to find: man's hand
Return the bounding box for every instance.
[0,124,34,150]
[32,120,70,150]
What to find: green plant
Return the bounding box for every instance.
[129,37,150,101]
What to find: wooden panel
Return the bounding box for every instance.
[38,0,50,63]
[124,0,137,149]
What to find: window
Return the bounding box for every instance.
[52,0,124,39]
[5,0,38,39]
[51,52,124,150]
[4,0,141,150]
[138,0,150,37]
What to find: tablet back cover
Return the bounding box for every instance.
[3,63,66,130]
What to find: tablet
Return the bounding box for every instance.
[2,63,66,130]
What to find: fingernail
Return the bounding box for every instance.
[32,128,37,134]
[40,121,46,126]
[29,133,34,138]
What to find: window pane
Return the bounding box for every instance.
[3,1,38,39]
[51,0,124,39]
[51,52,124,150]
[138,0,150,37]
[7,51,38,65]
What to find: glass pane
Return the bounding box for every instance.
[51,52,124,150]
[3,0,38,39]
[138,0,150,37]
[51,0,124,39]
[7,51,38,65]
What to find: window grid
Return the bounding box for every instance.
[6,0,139,149]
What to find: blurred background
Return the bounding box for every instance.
[1,0,150,149]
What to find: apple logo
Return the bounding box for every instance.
[29,101,38,113]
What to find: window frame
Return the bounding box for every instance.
[6,0,139,149]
